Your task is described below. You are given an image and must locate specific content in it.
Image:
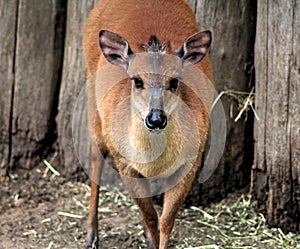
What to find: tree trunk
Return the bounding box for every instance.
[0,0,18,176]
[56,0,97,175]
[186,0,256,205]
[252,0,300,232]
[0,0,66,175]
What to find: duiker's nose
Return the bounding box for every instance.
[145,109,167,130]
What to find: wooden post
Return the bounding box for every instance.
[252,0,300,232]
[56,0,97,175]
[0,0,18,176]
[187,0,256,205]
[0,0,66,174]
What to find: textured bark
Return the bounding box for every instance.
[0,0,66,173]
[56,0,97,175]
[252,0,300,232]
[186,0,256,205]
[0,0,18,176]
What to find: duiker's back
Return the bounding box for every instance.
[83,0,213,80]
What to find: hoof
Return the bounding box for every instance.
[86,235,98,249]
[86,244,98,249]
[86,229,98,249]
[146,238,155,249]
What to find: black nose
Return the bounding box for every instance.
[145,109,167,130]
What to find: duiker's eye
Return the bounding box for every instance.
[131,77,144,89]
[168,78,179,91]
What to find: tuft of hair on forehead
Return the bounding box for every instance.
[139,35,170,53]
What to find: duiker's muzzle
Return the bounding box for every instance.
[145,108,167,131]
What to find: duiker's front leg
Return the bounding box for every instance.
[120,168,159,249]
[86,145,103,249]
[86,181,99,249]
[159,163,199,249]
[134,197,159,249]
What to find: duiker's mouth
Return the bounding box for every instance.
[144,109,167,132]
[148,127,164,134]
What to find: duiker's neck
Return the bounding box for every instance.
[127,105,201,177]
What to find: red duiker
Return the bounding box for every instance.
[83,0,214,248]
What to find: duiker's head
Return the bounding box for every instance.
[99,30,211,132]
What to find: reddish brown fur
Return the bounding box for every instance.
[83,0,213,248]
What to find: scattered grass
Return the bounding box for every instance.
[211,88,259,122]
[92,187,300,248]
[42,159,61,176]
[1,172,299,249]
[173,194,300,249]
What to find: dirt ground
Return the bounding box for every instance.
[0,164,299,249]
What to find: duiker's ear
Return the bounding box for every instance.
[175,30,211,67]
[99,30,134,70]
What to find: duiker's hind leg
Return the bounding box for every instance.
[121,169,159,249]
[86,145,105,249]
[159,163,199,249]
